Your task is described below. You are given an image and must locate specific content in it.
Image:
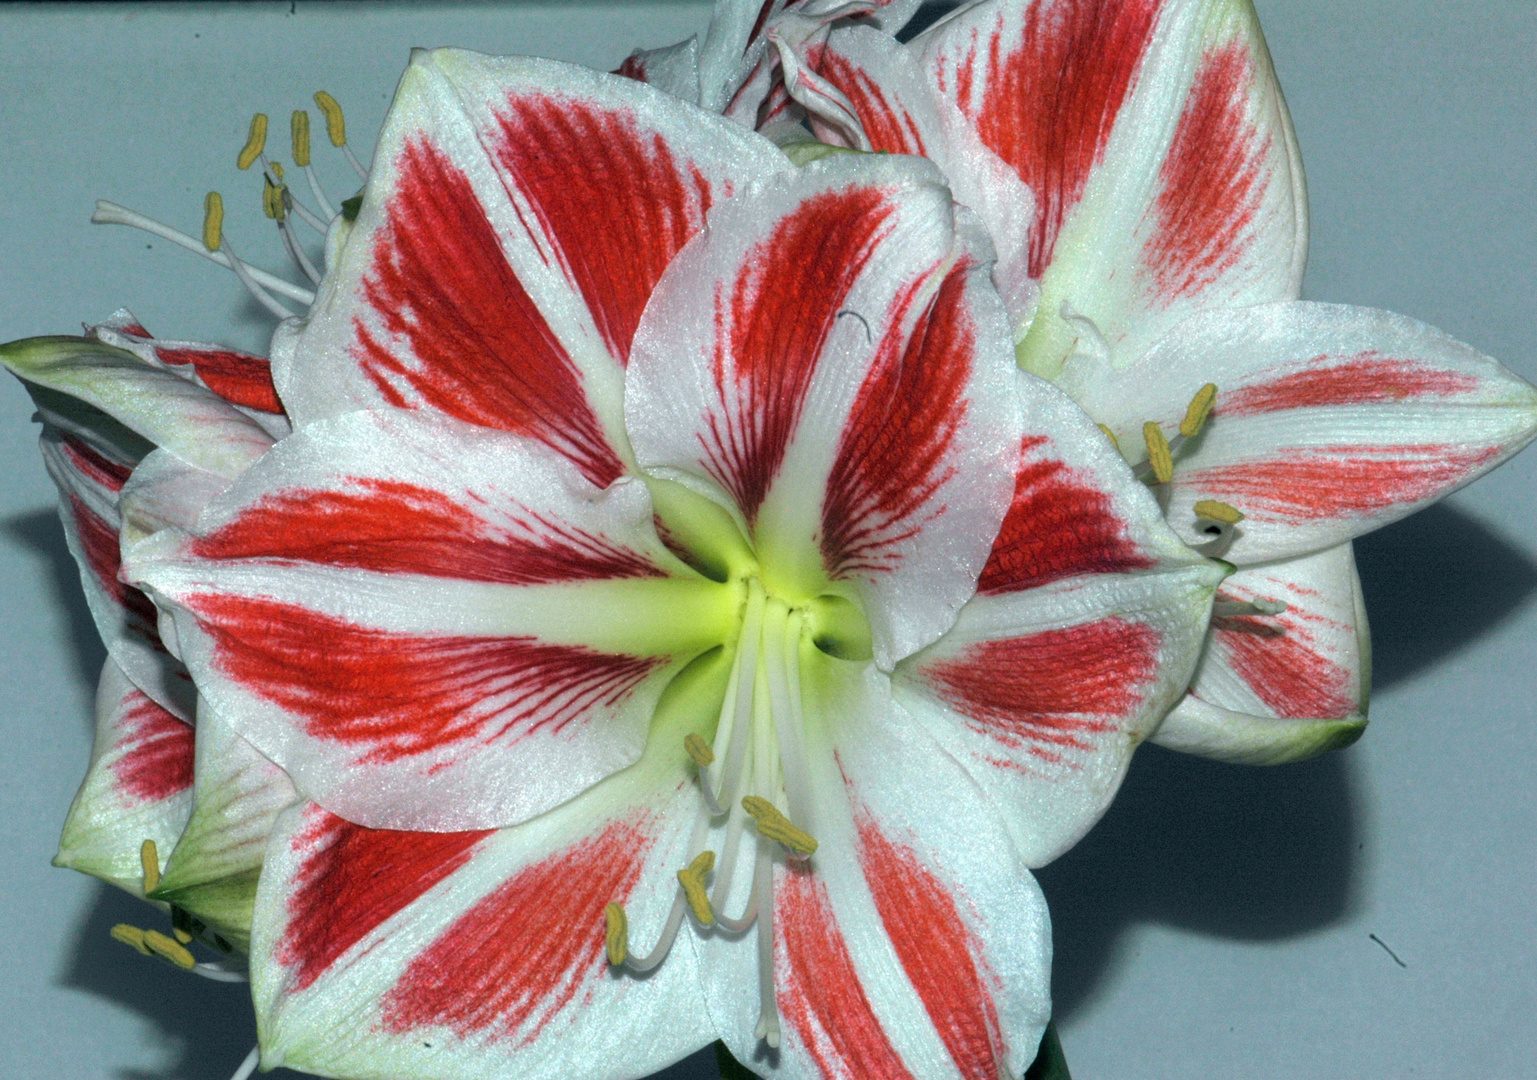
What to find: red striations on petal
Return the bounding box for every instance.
[187,594,665,764]
[190,478,663,585]
[155,346,284,414]
[809,45,928,155]
[278,806,492,993]
[945,0,1162,278]
[1144,41,1267,301]
[1185,445,1501,524]
[821,258,972,579]
[925,619,1159,764]
[69,492,163,633]
[703,187,894,524]
[489,95,717,368]
[777,864,916,1080]
[352,138,623,488]
[855,816,1004,1080]
[61,435,133,493]
[1218,353,1482,417]
[978,435,1154,593]
[1209,604,1354,719]
[612,54,647,81]
[111,691,194,804]
[380,816,653,1043]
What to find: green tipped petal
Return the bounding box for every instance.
[1151,693,1367,766]
[153,704,299,953]
[1,334,273,477]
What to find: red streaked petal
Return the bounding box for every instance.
[896,560,1219,865]
[980,434,1155,592]
[189,477,665,585]
[379,815,653,1043]
[1084,301,1537,563]
[277,806,493,993]
[250,757,711,1080]
[819,255,976,580]
[111,690,194,804]
[855,816,1007,1080]
[59,434,132,492]
[923,0,1162,279]
[777,866,917,1080]
[55,660,195,897]
[126,408,730,831]
[1143,38,1274,302]
[629,158,1024,666]
[352,135,625,488]
[186,593,666,764]
[1183,444,1502,526]
[285,50,785,484]
[150,345,282,415]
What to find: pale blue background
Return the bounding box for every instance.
[1,3,1533,1078]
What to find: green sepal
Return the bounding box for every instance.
[1025,1022,1072,1080]
[151,868,259,954]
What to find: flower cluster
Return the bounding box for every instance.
[5,2,1534,1080]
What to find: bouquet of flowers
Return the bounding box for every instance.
[4,2,1533,1078]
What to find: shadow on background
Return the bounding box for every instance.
[63,884,260,1080]
[1354,502,1537,689]
[1039,501,1537,1023]
[5,508,106,703]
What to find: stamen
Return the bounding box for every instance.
[1180,383,1218,438]
[143,929,197,969]
[229,1046,261,1080]
[190,961,250,984]
[173,927,194,944]
[237,114,268,171]
[202,192,224,251]
[706,583,767,817]
[110,923,153,956]
[1098,424,1121,454]
[764,604,812,838]
[92,200,316,305]
[291,110,311,167]
[684,732,715,767]
[140,838,160,894]
[315,90,368,180]
[1194,499,1244,525]
[1143,422,1174,484]
[742,796,817,857]
[621,893,688,973]
[677,850,717,926]
[218,229,298,320]
[751,845,780,1049]
[604,902,629,965]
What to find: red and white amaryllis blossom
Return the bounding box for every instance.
[761,0,1537,762]
[103,48,1224,1080]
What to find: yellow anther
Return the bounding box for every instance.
[140,839,160,894]
[1180,383,1218,438]
[262,175,286,222]
[110,924,153,956]
[314,91,347,146]
[173,927,195,945]
[202,192,224,252]
[291,110,312,167]
[1097,424,1121,454]
[1194,499,1245,525]
[1143,422,1173,484]
[143,929,197,969]
[269,160,285,181]
[677,850,716,926]
[742,796,818,856]
[237,113,269,171]
[684,732,715,767]
[604,902,629,966]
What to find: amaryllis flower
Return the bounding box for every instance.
[758,0,1537,762]
[102,48,1225,1080]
